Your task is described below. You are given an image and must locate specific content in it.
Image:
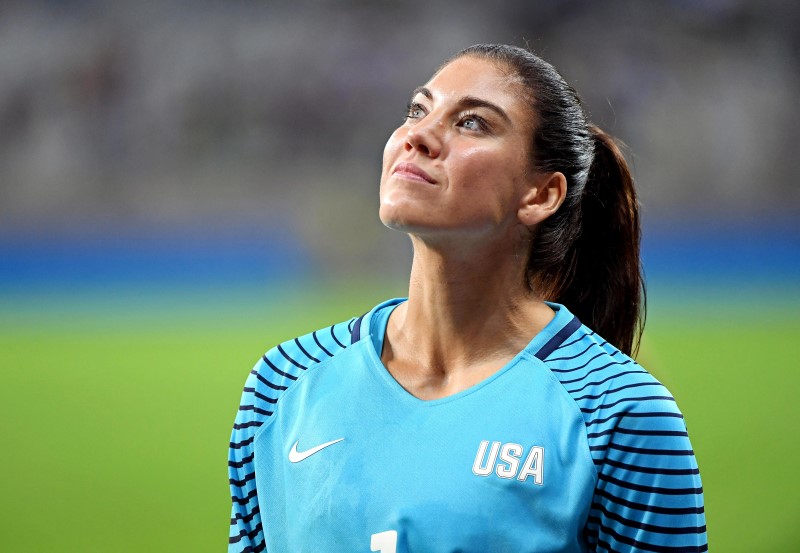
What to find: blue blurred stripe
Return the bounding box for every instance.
[0,219,797,290]
[0,224,313,290]
[642,219,799,281]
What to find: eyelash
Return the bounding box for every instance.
[405,102,425,120]
[404,103,488,132]
[459,111,488,131]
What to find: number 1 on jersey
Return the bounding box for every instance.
[370,530,397,553]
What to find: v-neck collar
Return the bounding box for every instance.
[356,298,580,406]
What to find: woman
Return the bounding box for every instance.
[228,44,707,553]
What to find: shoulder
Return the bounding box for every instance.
[236,316,359,429]
[538,314,707,550]
[535,310,689,462]
[538,315,678,420]
[227,312,368,551]
[256,317,357,383]
[233,297,404,435]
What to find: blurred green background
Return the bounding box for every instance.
[1,284,799,551]
[1,1,799,551]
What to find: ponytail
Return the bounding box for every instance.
[456,44,646,356]
[558,127,645,357]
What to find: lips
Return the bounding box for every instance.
[392,162,437,184]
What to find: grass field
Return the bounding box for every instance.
[1,282,797,552]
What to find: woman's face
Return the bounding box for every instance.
[379,55,536,246]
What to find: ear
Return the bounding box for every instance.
[517,171,567,226]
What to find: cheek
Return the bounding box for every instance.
[379,130,405,216]
[381,129,405,175]
[380,128,412,204]
[451,149,528,223]
[456,148,520,193]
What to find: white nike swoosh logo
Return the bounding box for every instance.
[288,438,344,463]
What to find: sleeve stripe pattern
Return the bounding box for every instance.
[228,319,356,553]
[294,337,320,363]
[277,344,308,370]
[580,395,676,414]
[243,387,278,404]
[228,452,254,469]
[229,471,256,487]
[536,315,708,552]
[590,524,708,552]
[602,458,700,476]
[230,521,263,544]
[312,331,333,357]
[231,505,260,525]
[593,488,706,516]
[262,355,298,380]
[599,443,694,456]
[534,314,583,360]
[251,369,288,392]
[551,351,624,374]
[548,342,612,363]
[597,473,703,495]
[588,505,706,535]
[330,324,347,348]
[588,426,688,439]
[230,436,255,450]
[575,381,665,401]
[555,330,596,351]
[585,411,684,428]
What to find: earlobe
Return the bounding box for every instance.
[517,172,567,226]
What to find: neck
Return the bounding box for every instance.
[382,234,555,399]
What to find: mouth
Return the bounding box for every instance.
[392,162,437,184]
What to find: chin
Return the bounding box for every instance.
[380,204,433,234]
[379,205,413,231]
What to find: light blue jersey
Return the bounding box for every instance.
[229,299,707,552]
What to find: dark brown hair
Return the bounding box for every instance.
[454,44,646,356]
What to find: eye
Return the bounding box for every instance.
[458,112,487,132]
[461,117,480,130]
[405,103,426,120]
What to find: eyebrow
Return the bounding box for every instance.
[410,86,433,100]
[409,86,512,124]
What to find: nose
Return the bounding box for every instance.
[404,118,442,158]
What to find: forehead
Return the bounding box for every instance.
[422,56,529,118]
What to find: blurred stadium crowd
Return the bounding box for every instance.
[2,6,797,552]
[0,0,798,285]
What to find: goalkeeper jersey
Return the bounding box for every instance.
[228,299,707,552]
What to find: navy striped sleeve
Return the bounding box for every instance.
[541,323,708,553]
[228,318,355,553]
